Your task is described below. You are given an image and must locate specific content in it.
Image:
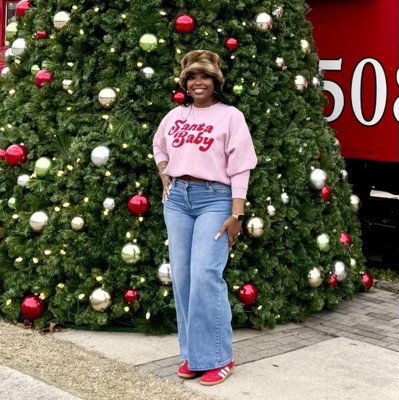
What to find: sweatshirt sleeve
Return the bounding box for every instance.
[152,114,169,165]
[225,109,257,199]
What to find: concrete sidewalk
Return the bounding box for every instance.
[2,288,399,399]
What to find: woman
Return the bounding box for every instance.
[153,50,257,386]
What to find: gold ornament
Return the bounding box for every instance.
[89,288,112,311]
[98,87,117,108]
[308,267,323,288]
[317,234,330,252]
[121,243,141,264]
[34,157,52,176]
[232,84,244,95]
[246,217,264,237]
[53,11,70,29]
[71,216,84,231]
[255,12,273,31]
[139,34,158,52]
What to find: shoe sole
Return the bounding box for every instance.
[199,365,234,386]
[178,372,198,379]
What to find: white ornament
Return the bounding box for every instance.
[30,211,49,232]
[267,205,276,216]
[275,57,285,69]
[91,145,110,167]
[300,39,311,53]
[312,76,321,86]
[11,38,26,56]
[281,192,290,204]
[350,194,361,212]
[103,197,115,210]
[53,11,70,29]
[62,79,72,90]
[17,174,30,187]
[142,67,155,78]
[332,260,347,281]
[310,168,327,189]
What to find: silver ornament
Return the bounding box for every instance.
[312,77,321,87]
[53,11,70,29]
[17,174,30,187]
[281,192,290,204]
[350,194,361,212]
[272,5,284,18]
[11,38,26,56]
[91,145,110,167]
[98,87,117,108]
[317,233,330,252]
[62,79,72,90]
[246,217,264,237]
[295,75,308,91]
[308,267,323,288]
[71,217,84,231]
[103,197,115,210]
[300,39,311,53]
[121,243,141,264]
[1,67,10,78]
[310,168,327,189]
[89,288,112,311]
[4,48,14,60]
[332,260,347,281]
[158,262,172,285]
[30,211,49,232]
[142,67,155,78]
[267,205,276,216]
[340,170,348,180]
[255,13,273,31]
[333,137,340,147]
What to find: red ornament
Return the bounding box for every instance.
[36,30,48,39]
[340,232,352,247]
[361,272,374,291]
[127,194,150,216]
[35,70,53,87]
[124,288,139,304]
[16,0,31,17]
[329,273,338,287]
[321,185,332,202]
[4,144,27,165]
[238,283,258,306]
[174,14,196,34]
[20,294,45,320]
[224,37,239,52]
[171,91,186,104]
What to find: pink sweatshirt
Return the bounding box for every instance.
[153,102,257,199]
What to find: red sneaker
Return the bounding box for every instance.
[199,359,235,386]
[178,360,198,379]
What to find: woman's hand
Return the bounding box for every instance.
[214,216,242,249]
[160,173,172,203]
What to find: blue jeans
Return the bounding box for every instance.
[164,178,233,371]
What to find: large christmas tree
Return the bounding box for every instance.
[0,0,368,332]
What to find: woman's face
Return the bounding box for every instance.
[186,73,215,107]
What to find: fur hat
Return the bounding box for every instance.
[179,50,225,89]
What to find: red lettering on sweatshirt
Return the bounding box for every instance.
[168,119,215,152]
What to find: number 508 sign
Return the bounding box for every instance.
[308,0,399,162]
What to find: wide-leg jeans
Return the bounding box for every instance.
[164,178,233,371]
